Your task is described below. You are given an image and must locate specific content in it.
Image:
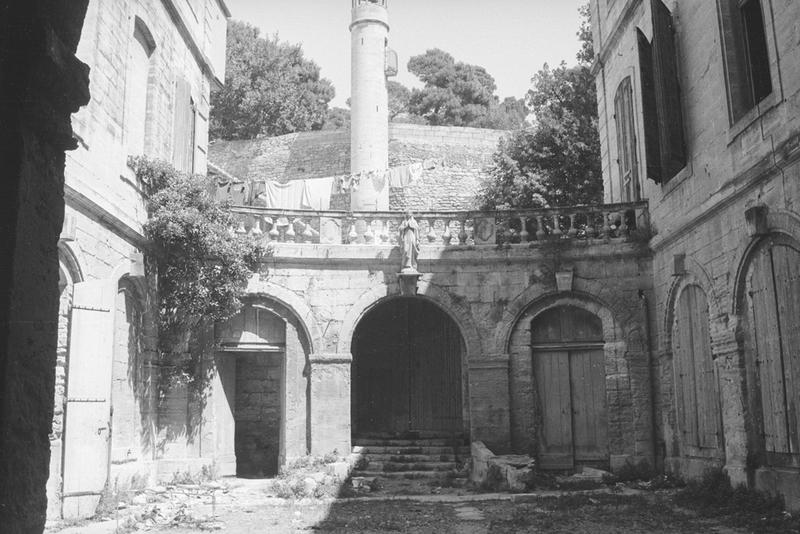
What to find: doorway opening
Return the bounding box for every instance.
[532,305,608,470]
[351,297,466,439]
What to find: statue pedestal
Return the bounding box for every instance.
[397,270,421,296]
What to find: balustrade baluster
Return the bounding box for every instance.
[585,211,597,239]
[379,222,389,244]
[618,210,629,237]
[568,213,578,238]
[602,211,611,238]
[251,218,263,236]
[364,221,375,244]
[427,219,438,243]
[459,219,468,245]
[285,221,296,243]
[535,215,545,240]
[347,221,358,244]
[519,217,529,243]
[551,213,562,237]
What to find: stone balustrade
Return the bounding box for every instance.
[228,201,650,247]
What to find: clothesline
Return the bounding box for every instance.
[214,158,443,209]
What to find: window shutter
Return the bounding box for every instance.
[172,77,192,171]
[650,0,686,181]
[637,29,662,184]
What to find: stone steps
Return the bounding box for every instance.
[352,445,470,455]
[353,470,468,480]
[350,437,469,490]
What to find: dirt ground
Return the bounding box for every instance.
[142,492,758,534]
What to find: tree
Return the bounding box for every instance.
[406,49,525,129]
[479,3,602,209]
[322,107,350,130]
[210,21,335,140]
[387,80,411,121]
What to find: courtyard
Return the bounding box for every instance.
[50,474,800,534]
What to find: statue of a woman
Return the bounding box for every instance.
[399,211,420,273]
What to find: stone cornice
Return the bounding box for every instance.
[64,183,146,248]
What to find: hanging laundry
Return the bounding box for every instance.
[301,176,334,210]
[408,162,423,184]
[422,158,439,171]
[215,181,231,203]
[370,170,387,194]
[250,180,306,209]
[250,180,267,206]
[229,182,248,205]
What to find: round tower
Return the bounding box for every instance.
[350,0,390,211]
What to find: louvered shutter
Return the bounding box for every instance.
[172,77,192,171]
[651,0,687,181]
[637,29,662,184]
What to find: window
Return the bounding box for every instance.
[718,0,773,123]
[672,285,723,453]
[613,77,640,202]
[636,0,686,184]
[172,77,197,173]
[742,236,800,461]
[125,18,156,157]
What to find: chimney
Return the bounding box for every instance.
[350,0,391,211]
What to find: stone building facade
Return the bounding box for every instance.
[49,0,229,521]
[591,0,800,507]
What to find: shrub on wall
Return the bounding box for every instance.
[130,157,266,352]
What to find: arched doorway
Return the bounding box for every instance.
[740,235,800,462]
[532,305,607,469]
[352,298,466,438]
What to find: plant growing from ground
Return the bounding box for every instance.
[130,157,266,356]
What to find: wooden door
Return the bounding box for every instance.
[213,354,237,476]
[353,299,463,435]
[570,349,608,462]
[535,351,574,469]
[61,280,113,519]
[744,238,800,458]
[532,306,607,469]
[673,285,723,454]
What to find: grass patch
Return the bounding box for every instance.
[675,468,799,533]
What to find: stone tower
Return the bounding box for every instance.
[350,0,392,211]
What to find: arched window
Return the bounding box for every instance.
[672,285,723,453]
[613,77,640,202]
[741,235,800,460]
[125,17,156,157]
[531,306,607,469]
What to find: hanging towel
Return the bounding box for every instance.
[370,170,387,194]
[253,180,306,209]
[229,182,249,205]
[387,166,407,187]
[301,176,334,210]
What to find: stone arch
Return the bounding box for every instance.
[730,208,800,316]
[662,260,721,354]
[244,280,323,355]
[495,287,624,356]
[336,281,481,362]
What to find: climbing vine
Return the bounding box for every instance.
[130,157,267,352]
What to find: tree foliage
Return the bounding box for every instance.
[130,157,265,350]
[406,49,526,129]
[479,3,602,209]
[210,21,335,140]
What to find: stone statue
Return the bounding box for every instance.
[399,211,420,273]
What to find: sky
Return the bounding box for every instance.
[223,0,586,107]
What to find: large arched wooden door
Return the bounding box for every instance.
[742,236,800,461]
[352,298,464,436]
[532,306,607,469]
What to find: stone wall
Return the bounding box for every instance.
[227,239,654,466]
[0,1,90,531]
[592,0,800,505]
[209,124,507,211]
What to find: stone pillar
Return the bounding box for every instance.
[349,0,389,210]
[715,326,749,486]
[468,354,511,453]
[309,353,352,456]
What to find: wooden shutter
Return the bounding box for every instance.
[172,77,193,171]
[651,0,687,180]
[749,247,789,453]
[674,289,699,446]
[771,243,800,453]
[614,77,640,202]
[688,286,721,449]
[637,29,662,183]
[61,280,113,519]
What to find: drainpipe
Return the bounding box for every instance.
[639,289,660,471]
